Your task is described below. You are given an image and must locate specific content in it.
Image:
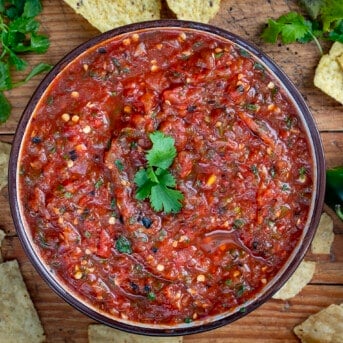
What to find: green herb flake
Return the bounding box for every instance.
[299,166,307,176]
[225,279,232,286]
[115,235,132,254]
[147,291,156,300]
[251,165,259,176]
[64,191,73,199]
[236,283,247,297]
[281,183,290,192]
[271,86,279,97]
[233,218,245,229]
[254,62,265,71]
[214,51,224,58]
[37,231,50,249]
[110,198,116,210]
[84,230,91,239]
[114,159,124,171]
[94,178,104,189]
[245,103,258,111]
[239,48,250,57]
[285,116,293,129]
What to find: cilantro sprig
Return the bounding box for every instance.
[0,0,52,124]
[261,0,343,54]
[134,131,184,214]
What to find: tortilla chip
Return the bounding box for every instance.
[0,141,11,191]
[294,304,343,343]
[272,261,316,300]
[336,54,343,71]
[88,325,183,343]
[0,260,45,343]
[314,42,343,105]
[311,213,334,254]
[63,0,161,33]
[166,0,221,23]
[0,229,5,262]
[328,41,343,59]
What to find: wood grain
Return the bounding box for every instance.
[0,0,342,342]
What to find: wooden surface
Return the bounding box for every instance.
[1,0,343,342]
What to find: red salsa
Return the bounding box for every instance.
[19,28,313,325]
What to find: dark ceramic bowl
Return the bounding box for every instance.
[9,20,325,336]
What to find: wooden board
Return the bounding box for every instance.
[1,0,343,342]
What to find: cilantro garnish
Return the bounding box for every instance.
[261,11,323,54]
[134,131,184,214]
[0,0,52,124]
[261,0,343,54]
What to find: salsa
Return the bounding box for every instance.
[19,28,313,325]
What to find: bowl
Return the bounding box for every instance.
[9,20,325,336]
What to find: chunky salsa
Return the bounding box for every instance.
[19,28,313,325]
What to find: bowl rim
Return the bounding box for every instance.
[8,19,326,336]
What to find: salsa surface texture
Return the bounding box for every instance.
[19,28,313,325]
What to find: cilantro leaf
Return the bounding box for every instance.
[134,131,184,214]
[261,19,282,43]
[0,91,11,123]
[13,62,52,87]
[327,20,343,42]
[299,0,324,19]
[23,62,52,81]
[261,10,323,54]
[7,47,27,70]
[0,61,12,90]
[14,32,50,53]
[147,131,176,169]
[280,13,313,43]
[155,168,176,188]
[320,0,343,31]
[150,184,183,213]
[261,12,313,44]
[23,0,42,18]
[0,0,51,124]
[9,17,39,33]
[134,168,155,200]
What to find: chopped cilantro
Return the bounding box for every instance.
[239,48,250,57]
[235,283,247,297]
[214,51,224,58]
[233,218,245,229]
[251,165,259,176]
[115,235,132,254]
[299,166,307,176]
[94,178,104,189]
[114,159,124,171]
[64,191,73,199]
[225,279,232,286]
[147,291,156,300]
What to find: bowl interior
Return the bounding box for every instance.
[9,20,325,336]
